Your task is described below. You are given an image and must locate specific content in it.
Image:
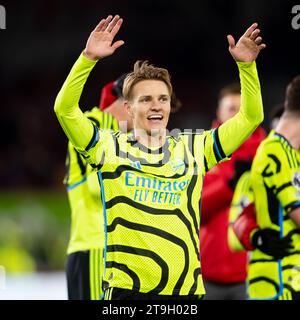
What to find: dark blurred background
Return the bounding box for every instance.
[0,0,299,274]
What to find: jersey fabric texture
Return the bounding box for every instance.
[248,130,300,300]
[54,53,264,296]
[84,127,228,295]
[65,108,118,255]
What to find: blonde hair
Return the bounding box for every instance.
[122,60,173,101]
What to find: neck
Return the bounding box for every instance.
[275,114,300,150]
[134,129,166,148]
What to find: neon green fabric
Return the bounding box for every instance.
[228,171,253,252]
[248,131,300,300]
[65,107,118,254]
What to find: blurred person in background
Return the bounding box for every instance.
[231,77,300,299]
[229,103,292,296]
[0,217,36,273]
[64,75,133,300]
[200,83,266,300]
[229,104,285,257]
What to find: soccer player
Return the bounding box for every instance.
[54,15,265,300]
[229,104,286,258]
[65,75,133,300]
[200,83,266,300]
[231,84,300,299]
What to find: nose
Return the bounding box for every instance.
[150,99,162,111]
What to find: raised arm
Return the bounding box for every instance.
[54,15,124,152]
[218,23,266,156]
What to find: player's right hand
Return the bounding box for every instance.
[83,15,124,61]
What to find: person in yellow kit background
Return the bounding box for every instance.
[64,75,133,300]
[230,80,300,299]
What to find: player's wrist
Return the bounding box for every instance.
[83,49,99,62]
[236,61,256,69]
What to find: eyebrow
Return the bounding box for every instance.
[139,94,169,99]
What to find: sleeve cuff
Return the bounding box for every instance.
[212,128,226,161]
[79,52,99,66]
[236,61,256,69]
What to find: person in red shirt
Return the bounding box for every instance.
[200,83,266,300]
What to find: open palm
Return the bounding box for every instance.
[84,15,124,61]
[227,23,266,62]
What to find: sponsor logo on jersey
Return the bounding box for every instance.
[130,161,141,170]
[169,158,185,174]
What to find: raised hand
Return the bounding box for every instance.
[227,23,266,62]
[83,15,124,61]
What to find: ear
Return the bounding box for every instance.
[125,100,134,118]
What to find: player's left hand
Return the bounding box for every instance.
[227,23,266,62]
